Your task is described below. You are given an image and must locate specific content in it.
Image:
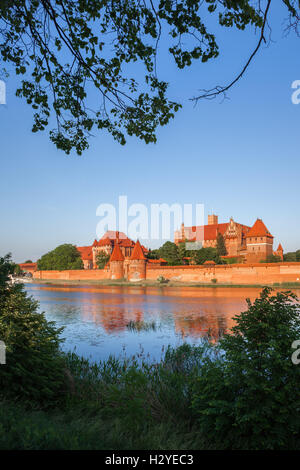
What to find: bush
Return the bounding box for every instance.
[157,275,169,284]
[222,257,238,264]
[191,247,222,265]
[260,255,281,263]
[37,244,83,270]
[96,251,110,269]
[0,255,66,406]
[191,287,300,449]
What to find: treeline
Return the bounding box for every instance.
[147,233,229,266]
[37,244,83,270]
[283,250,300,262]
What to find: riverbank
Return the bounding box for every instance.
[31,278,300,289]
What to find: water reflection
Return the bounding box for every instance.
[26,283,300,362]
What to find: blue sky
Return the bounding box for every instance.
[0,1,299,262]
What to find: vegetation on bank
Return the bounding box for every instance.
[1,254,300,450]
[147,240,226,266]
[284,250,300,262]
[96,251,110,269]
[37,244,83,271]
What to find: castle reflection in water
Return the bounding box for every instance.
[26,284,299,362]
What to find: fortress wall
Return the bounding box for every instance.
[145,263,300,284]
[33,263,300,285]
[33,269,110,281]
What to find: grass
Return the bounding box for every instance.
[0,400,200,450]
[0,344,211,450]
[126,320,159,332]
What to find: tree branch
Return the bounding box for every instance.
[190,0,272,103]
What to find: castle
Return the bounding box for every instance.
[75,216,283,276]
[174,215,283,264]
[32,217,300,285]
[76,231,149,270]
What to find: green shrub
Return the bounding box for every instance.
[0,255,66,406]
[96,251,110,269]
[157,275,169,284]
[222,257,238,264]
[37,244,83,270]
[191,287,300,449]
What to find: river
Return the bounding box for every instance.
[25,283,300,363]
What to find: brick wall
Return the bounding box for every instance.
[146,263,300,284]
[33,269,110,281]
[33,262,300,285]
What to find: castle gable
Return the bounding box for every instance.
[246,219,273,238]
[130,240,146,260]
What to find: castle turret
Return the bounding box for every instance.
[109,242,124,279]
[246,218,274,263]
[128,240,146,282]
[208,214,218,225]
[274,243,284,261]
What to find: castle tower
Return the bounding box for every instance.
[92,239,99,268]
[109,242,124,279]
[274,243,284,261]
[128,240,146,282]
[208,214,218,225]
[246,218,274,263]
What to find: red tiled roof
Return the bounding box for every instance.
[77,246,93,260]
[181,222,250,242]
[246,219,273,238]
[118,238,135,248]
[277,243,283,251]
[92,239,98,247]
[19,262,37,268]
[130,240,146,260]
[98,237,112,247]
[110,243,124,262]
[148,258,167,264]
[101,230,128,241]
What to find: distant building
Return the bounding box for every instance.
[18,262,37,274]
[77,231,148,269]
[174,215,282,263]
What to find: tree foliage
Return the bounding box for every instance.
[191,287,300,449]
[191,247,222,265]
[216,232,227,256]
[146,248,159,260]
[0,254,66,405]
[158,241,181,265]
[260,254,282,263]
[284,250,300,262]
[37,243,84,270]
[96,251,110,269]
[0,1,299,153]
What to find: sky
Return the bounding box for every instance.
[0,1,299,263]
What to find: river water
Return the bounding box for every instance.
[25,283,300,363]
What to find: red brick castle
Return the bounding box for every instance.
[76,231,148,270]
[174,214,283,263]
